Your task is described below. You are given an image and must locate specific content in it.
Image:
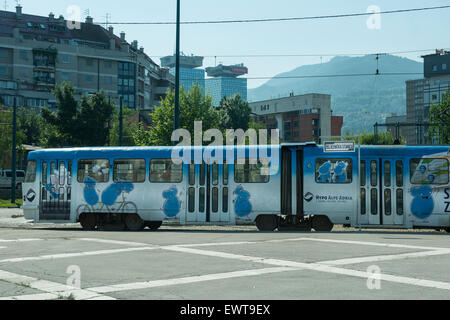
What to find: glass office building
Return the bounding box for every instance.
[206,77,247,106]
[169,67,205,93]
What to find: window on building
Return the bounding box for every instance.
[315,159,353,184]
[443,64,448,70]
[432,65,438,72]
[85,75,94,83]
[150,159,183,183]
[86,58,94,66]
[61,73,69,81]
[0,66,7,75]
[19,51,28,60]
[60,55,70,63]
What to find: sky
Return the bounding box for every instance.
[8,0,450,88]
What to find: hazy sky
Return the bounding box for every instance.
[9,0,450,88]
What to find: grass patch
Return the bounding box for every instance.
[0,199,23,208]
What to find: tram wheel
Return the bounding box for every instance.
[80,214,97,231]
[445,227,450,234]
[125,214,145,231]
[146,221,163,231]
[256,215,279,232]
[312,215,334,232]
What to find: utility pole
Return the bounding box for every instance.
[119,96,123,147]
[174,0,180,132]
[11,96,17,204]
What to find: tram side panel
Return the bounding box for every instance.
[302,149,359,226]
[405,150,450,229]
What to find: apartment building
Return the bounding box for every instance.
[0,6,174,111]
[405,50,450,145]
[249,93,343,143]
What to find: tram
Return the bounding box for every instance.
[21,143,450,232]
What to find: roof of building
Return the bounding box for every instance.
[0,8,122,48]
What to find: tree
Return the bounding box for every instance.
[41,82,79,147]
[219,94,252,131]
[41,82,114,147]
[17,107,41,146]
[344,131,405,145]
[109,106,138,146]
[134,84,220,146]
[429,91,450,144]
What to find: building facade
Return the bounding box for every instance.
[405,50,450,145]
[249,93,343,143]
[0,6,174,112]
[205,64,248,106]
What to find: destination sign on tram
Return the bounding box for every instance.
[324,141,356,153]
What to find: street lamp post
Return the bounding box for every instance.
[11,96,17,204]
[174,0,180,132]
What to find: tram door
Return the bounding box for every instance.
[40,160,72,221]
[360,159,404,226]
[186,162,230,223]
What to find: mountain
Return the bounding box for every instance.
[248,55,423,134]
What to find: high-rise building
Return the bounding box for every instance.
[0,6,174,112]
[249,93,343,143]
[160,54,205,93]
[405,50,450,145]
[205,64,248,106]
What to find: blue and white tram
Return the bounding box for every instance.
[21,144,450,232]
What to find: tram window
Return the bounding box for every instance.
[223,163,229,185]
[235,159,270,183]
[360,161,366,187]
[361,188,366,215]
[315,159,353,184]
[384,189,392,216]
[212,163,219,186]
[68,161,72,185]
[114,159,146,183]
[396,161,403,187]
[77,159,110,183]
[384,161,391,187]
[150,159,182,183]
[396,189,404,216]
[223,187,229,213]
[371,189,378,215]
[410,158,449,185]
[200,162,206,186]
[212,187,219,213]
[199,187,205,212]
[42,162,47,184]
[59,162,66,185]
[189,164,195,186]
[370,161,378,187]
[188,187,195,213]
[24,161,36,183]
[50,162,56,182]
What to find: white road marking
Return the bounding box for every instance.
[0,269,116,300]
[298,237,449,251]
[76,238,151,247]
[163,246,450,291]
[0,247,156,264]
[0,239,43,243]
[319,250,450,266]
[0,247,6,249]
[87,267,297,294]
